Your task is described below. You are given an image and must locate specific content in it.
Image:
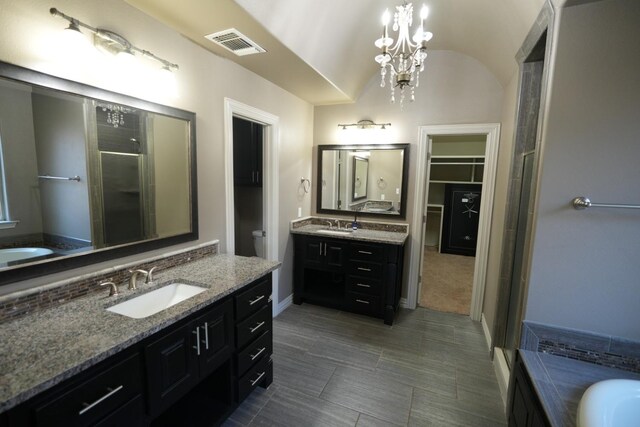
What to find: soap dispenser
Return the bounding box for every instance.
[352,212,359,230]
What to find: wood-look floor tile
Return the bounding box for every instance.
[273,344,336,396]
[411,387,506,426]
[306,335,382,370]
[320,366,413,425]
[356,413,407,427]
[375,357,456,398]
[249,386,359,427]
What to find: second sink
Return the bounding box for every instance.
[107,283,206,319]
[316,229,354,236]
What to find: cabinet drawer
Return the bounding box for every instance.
[349,260,382,278]
[236,276,271,321]
[236,330,272,376]
[236,302,272,350]
[347,275,382,295]
[237,354,271,403]
[34,353,142,427]
[350,243,384,262]
[346,292,381,316]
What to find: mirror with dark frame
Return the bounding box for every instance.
[0,61,198,286]
[317,144,409,218]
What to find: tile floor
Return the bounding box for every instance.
[224,303,507,426]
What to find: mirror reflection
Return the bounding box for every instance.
[0,77,192,271]
[318,144,409,217]
[352,157,368,201]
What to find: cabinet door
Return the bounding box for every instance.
[233,117,262,187]
[303,237,324,267]
[145,323,199,417]
[196,299,234,378]
[325,241,346,270]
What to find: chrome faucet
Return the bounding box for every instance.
[128,269,148,290]
[100,281,119,297]
[146,266,158,284]
[325,220,333,229]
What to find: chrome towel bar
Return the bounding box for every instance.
[572,196,640,210]
[38,175,81,182]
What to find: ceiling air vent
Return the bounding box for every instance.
[204,28,266,56]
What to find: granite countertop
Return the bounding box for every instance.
[290,224,408,245]
[520,350,640,427]
[0,254,280,413]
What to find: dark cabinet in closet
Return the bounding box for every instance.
[233,117,263,187]
[441,183,482,256]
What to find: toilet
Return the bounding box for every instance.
[252,230,265,258]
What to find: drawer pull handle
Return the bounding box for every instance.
[357,267,372,272]
[250,321,265,334]
[204,322,209,350]
[249,295,265,306]
[250,371,266,387]
[356,299,370,304]
[356,283,371,288]
[79,385,123,415]
[250,347,266,361]
[358,250,373,255]
[192,328,201,355]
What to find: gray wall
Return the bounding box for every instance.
[0,82,42,240]
[525,0,640,340]
[32,93,91,242]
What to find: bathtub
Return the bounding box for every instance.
[577,379,640,427]
[0,247,54,263]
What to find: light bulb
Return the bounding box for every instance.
[382,9,391,25]
[420,5,429,20]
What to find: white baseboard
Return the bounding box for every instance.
[275,293,292,316]
[493,347,510,409]
[399,297,409,308]
[481,313,492,351]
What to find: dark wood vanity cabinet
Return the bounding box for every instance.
[4,274,273,427]
[233,116,263,187]
[508,351,550,427]
[145,299,234,417]
[6,352,145,427]
[234,275,273,403]
[293,235,404,325]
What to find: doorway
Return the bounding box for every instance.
[224,98,280,315]
[420,134,486,315]
[408,123,501,321]
[232,116,265,258]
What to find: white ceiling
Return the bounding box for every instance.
[124,0,547,105]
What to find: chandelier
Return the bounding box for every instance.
[375,2,433,105]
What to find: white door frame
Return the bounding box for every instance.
[407,123,500,321]
[224,98,280,315]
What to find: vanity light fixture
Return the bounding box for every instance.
[337,119,391,130]
[50,8,179,74]
[375,2,433,106]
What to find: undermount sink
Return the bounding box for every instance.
[106,283,206,319]
[577,379,640,427]
[316,228,354,236]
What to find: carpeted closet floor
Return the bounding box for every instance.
[419,246,475,315]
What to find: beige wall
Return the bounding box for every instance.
[0,82,42,238]
[0,0,314,301]
[152,115,190,238]
[525,0,640,340]
[314,50,505,301]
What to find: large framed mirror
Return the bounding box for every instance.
[0,61,198,286]
[317,144,409,218]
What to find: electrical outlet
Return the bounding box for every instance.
[381,194,385,200]
[297,207,302,218]
[396,188,400,195]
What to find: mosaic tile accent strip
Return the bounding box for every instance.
[521,321,640,374]
[0,243,217,324]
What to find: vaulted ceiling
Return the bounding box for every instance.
[124,0,547,105]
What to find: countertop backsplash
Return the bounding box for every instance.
[0,241,219,324]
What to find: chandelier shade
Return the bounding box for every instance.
[375,2,433,105]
